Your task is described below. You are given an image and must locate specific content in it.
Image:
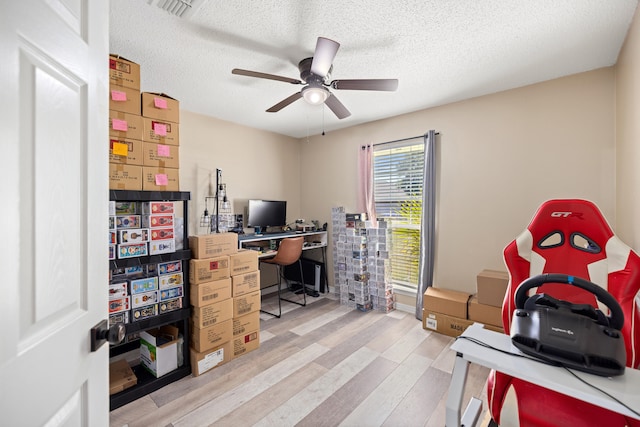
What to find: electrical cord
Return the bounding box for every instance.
[455,335,640,418]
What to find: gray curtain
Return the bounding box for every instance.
[415,130,436,319]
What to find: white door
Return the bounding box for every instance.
[0,1,110,425]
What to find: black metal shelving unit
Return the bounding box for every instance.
[109,190,191,411]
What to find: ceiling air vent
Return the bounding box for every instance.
[146,0,207,19]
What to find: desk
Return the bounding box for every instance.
[238,230,328,292]
[445,323,640,427]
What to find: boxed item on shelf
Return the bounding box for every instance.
[142,142,180,168]
[191,298,233,328]
[232,329,259,358]
[118,228,149,244]
[141,92,180,123]
[132,303,159,322]
[159,285,183,301]
[476,269,509,307]
[158,272,183,289]
[117,242,148,259]
[110,231,116,244]
[142,201,175,214]
[142,117,179,145]
[159,297,183,314]
[190,256,230,284]
[109,359,137,395]
[150,227,174,241]
[109,244,115,260]
[130,277,158,294]
[116,215,141,229]
[190,277,231,307]
[109,310,129,326]
[109,85,141,115]
[114,201,137,215]
[231,271,260,297]
[140,325,179,378]
[229,250,258,276]
[109,138,143,166]
[131,290,159,308]
[109,296,130,314]
[109,200,116,216]
[142,166,179,192]
[233,311,260,337]
[149,238,175,255]
[142,214,175,228]
[189,233,238,259]
[232,290,260,317]
[158,260,181,275]
[191,319,232,352]
[109,110,143,141]
[109,216,116,230]
[109,54,140,90]
[108,282,128,299]
[109,163,142,191]
[190,340,232,377]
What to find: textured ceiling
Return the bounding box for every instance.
[109,0,638,138]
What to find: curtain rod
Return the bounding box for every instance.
[361,132,439,149]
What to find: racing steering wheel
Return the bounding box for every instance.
[514,273,624,330]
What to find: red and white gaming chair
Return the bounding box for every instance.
[487,199,640,427]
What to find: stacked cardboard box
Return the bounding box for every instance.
[108,54,181,191]
[422,269,508,337]
[331,207,395,313]
[109,55,143,190]
[189,233,261,377]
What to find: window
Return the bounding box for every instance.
[373,140,424,291]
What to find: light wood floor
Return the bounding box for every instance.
[110,294,491,427]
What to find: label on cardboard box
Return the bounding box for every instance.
[142,117,179,145]
[189,234,238,259]
[109,138,143,165]
[233,329,260,357]
[229,250,259,276]
[109,163,142,191]
[233,290,261,317]
[142,166,179,192]
[109,110,143,141]
[191,319,233,353]
[190,256,230,284]
[141,92,180,123]
[109,54,141,90]
[109,84,141,115]
[190,277,232,307]
[422,310,473,337]
[143,141,180,168]
[192,298,233,328]
[233,311,260,337]
[190,341,232,377]
[232,271,260,297]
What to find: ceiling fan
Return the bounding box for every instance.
[232,37,399,119]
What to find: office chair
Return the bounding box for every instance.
[487,199,640,427]
[260,236,306,318]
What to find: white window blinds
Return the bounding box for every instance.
[373,140,424,289]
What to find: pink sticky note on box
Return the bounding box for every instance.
[153,122,167,136]
[154,97,168,109]
[112,119,128,131]
[157,144,170,157]
[155,174,168,186]
[111,90,127,101]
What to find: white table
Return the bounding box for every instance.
[445,323,640,427]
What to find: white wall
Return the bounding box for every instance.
[299,68,616,293]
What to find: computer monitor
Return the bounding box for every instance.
[247,200,287,232]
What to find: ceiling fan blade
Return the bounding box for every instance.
[310,37,340,77]
[331,79,399,91]
[232,68,302,85]
[266,92,303,112]
[324,93,351,119]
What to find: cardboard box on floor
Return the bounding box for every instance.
[191,297,233,328]
[189,256,230,285]
[422,309,503,337]
[229,250,259,276]
[189,234,238,259]
[139,325,179,378]
[233,329,260,358]
[468,295,503,327]
[191,319,233,353]
[423,287,473,319]
[233,290,261,317]
[233,311,260,337]
[232,270,260,297]
[190,340,232,377]
[190,277,231,307]
[476,269,509,307]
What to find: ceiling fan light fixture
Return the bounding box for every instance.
[302,86,329,105]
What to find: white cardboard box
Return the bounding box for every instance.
[139,325,178,377]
